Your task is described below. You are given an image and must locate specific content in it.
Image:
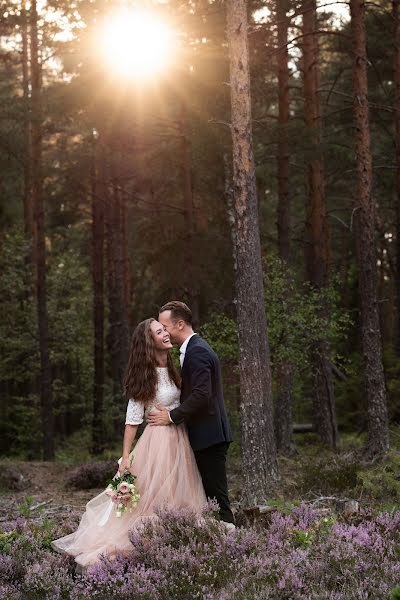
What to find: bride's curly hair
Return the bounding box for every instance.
[123,318,180,405]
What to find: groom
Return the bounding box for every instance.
[147,301,235,526]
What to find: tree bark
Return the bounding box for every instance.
[179,100,200,326]
[227,0,279,506]
[105,159,130,403]
[31,0,54,460]
[277,0,291,265]
[224,152,236,269]
[302,0,337,449]
[22,7,33,242]
[120,186,131,325]
[350,0,389,459]
[275,0,294,455]
[393,0,400,355]
[91,136,105,455]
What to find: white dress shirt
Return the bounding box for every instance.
[179,333,197,367]
[167,333,197,423]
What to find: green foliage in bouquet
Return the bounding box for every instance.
[107,471,136,491]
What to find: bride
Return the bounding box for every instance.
[52,318,206,569]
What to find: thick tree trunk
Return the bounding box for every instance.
[179,101,199,325]
[275,0,294,455]
[393,0,400,355]
[302,0,337,449]
[22,8,33,242]
[106,162,130,403]
[112,178,130,372]
[31,0,54,460]
[350,0,389,459]
[224,152,236,268]
[91,136,105,455]
[120,187,131,325]
[277,1,291,264]
[227,0,279,506]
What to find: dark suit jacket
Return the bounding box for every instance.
[170,335,233,451]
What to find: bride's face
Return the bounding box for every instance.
[150,320,173,351]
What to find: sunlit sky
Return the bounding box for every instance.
[319,1,349,22]
[101,10,175,78]
[2,1,350,80]
[254,1,349,25]
[100,2,350,79]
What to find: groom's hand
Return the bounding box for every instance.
[147,405,172,426]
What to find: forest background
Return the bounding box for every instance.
[0,0,400,511]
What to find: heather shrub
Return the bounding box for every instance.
[0,583,23,600]
[127,505,259,596]
[66,461,116,489]
[0,465,31,491]
[2,503,399,599]
[0,516,77,599]
[71,558,167,600]
[72,505,262,600]
[73,503,400,600]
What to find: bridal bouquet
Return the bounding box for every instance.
[105,471,140,518]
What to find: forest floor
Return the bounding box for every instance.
[0,461,98,525]
[0,431,399,527]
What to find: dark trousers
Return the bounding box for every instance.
[194,442,234,524]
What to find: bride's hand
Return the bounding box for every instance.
[118,457,133,475]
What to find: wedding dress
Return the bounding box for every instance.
[52,367,206,569]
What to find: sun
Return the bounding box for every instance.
[101,11,175,78]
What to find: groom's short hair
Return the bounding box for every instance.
[159,301,192,325]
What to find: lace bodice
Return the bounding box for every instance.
[125,367,180,425]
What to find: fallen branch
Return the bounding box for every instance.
[30,500,52,512]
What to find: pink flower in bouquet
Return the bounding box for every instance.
[118,481,130,494]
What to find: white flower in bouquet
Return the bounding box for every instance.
[105,470,140,518]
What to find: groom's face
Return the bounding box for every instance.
[158,310,181,345]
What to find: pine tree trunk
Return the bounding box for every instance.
[277,1,290,265]
[31,0,54,460]
[105,161,129,404]
[393,0,400,356]
[91,136,105,455]
[120,187,131,325]
[227,0,279,506]
[224,152,236,268]
[302,0,337,449]
[22,8,33,242]
[275,0,294,455]
[112,178,130,376]
[350,0,389,459]
[179,101,199,325]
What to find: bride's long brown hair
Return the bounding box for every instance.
[123,318,180,405]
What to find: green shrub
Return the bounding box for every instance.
[300,459,359,494]
[357,453,400,502]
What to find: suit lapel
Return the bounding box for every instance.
[181,334,199,372]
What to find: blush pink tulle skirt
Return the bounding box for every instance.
[52,424,207,569]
